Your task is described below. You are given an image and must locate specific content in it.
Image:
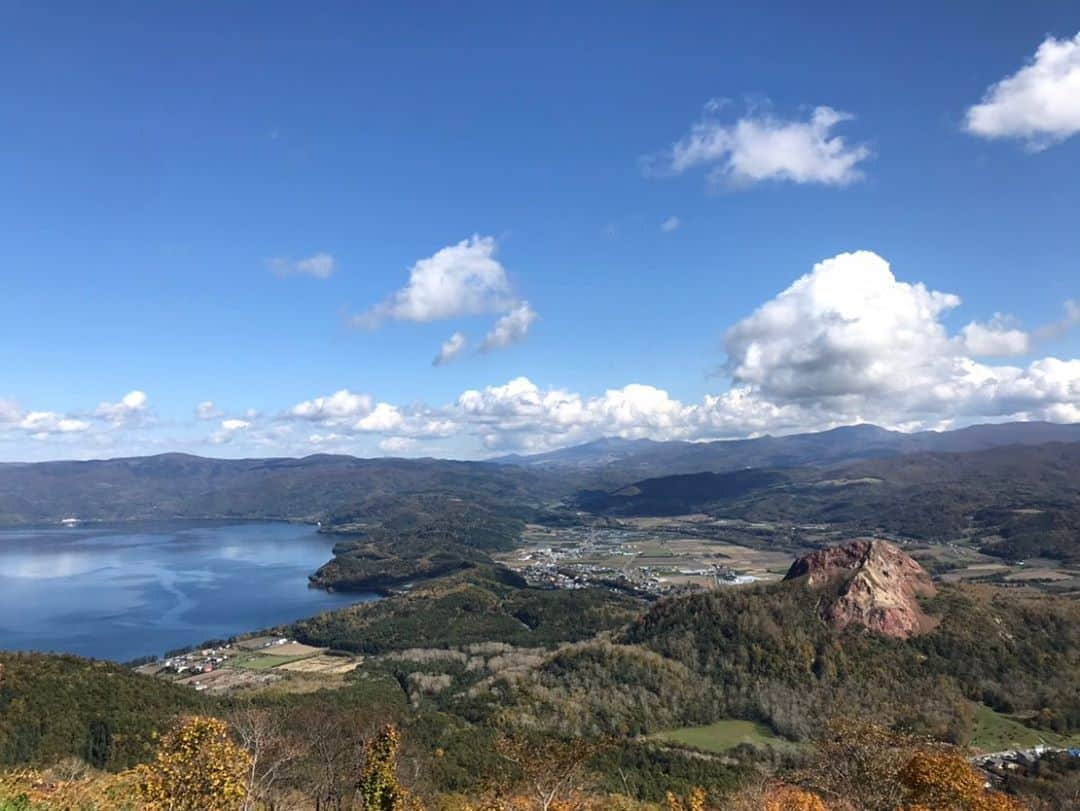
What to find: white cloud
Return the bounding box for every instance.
[354,403,405,433]
[406,417,458,439]
[966,33,1080,150]
[960,315,1030,357]
[653,102,870,187]
[356,236,514,327]
[433,332,467,366]
[195,400,223,420]
[0,391,151,446]
[268,252,337,278]
[93,390,149,425]
[287,389,374,422]
[480,302,537,351]
[379,436,417,454]
[661,216,681,232]
[455,377,696,451]
[354,236,538,357]
[211,418,251,444]
[724,251,961,401]
[19,412,91,435]
[718,251,1080,430]
[283,390,456,442]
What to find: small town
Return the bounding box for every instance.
[502,523,776,595]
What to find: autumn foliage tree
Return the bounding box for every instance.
[899,750,1024,811]
[797,718,914,811]
[358,724,421,811]
[790,719,1027,811]
[492,733,605,811]
[763,786,830,811]
[134,715,251,811]
[665,786,706,811]
[0,760,141,810]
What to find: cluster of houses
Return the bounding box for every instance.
[160,645,235,675]
[514,527,762,595]
[520,553,752,595]
[973,745,1080,781]
[158,636,293,676]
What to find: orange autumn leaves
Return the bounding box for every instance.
[0,715,1032,810]
[899,751,1024,811]
[134,716,251,811]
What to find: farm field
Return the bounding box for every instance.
[233,652,314,670]
[278,653,361,675]
[968,705,1080,752]
[653,720,797,753]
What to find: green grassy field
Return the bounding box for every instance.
[654,720,797,753]
[969,704,1080,751]
[232,653,313,671]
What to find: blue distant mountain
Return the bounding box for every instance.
[491,421,1080,476]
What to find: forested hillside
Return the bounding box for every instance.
[576,441,1080,561]
[0,653,204,770]
[0,453,569,526]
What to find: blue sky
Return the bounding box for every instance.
[2,2,1079,460]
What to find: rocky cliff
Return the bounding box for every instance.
[783,539,936,638]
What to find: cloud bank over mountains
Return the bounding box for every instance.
[0,390,149,443]
[6,251,1077,459]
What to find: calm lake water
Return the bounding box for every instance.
[0,521,376,662]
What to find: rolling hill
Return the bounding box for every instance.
[574,441,1080,561]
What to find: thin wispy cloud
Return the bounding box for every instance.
[268,252,337,278]
[1034,300,1080,341]
[195,401,223,420]
[433,332,467,366]
[480,302,537,351]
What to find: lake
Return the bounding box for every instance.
[0,521,377,662]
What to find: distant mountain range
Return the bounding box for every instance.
[492,421,1080,477]
[0,453,565,526]
[2,420,1080,528]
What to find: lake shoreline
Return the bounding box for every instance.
[0,521,378,663]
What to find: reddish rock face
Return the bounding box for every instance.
[783,539,937,639]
